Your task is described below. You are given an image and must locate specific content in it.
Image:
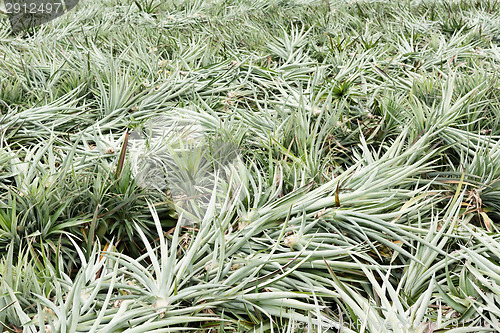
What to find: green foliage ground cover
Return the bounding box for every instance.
[0,0,500,331]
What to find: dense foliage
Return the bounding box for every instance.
[0,0,500,331]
